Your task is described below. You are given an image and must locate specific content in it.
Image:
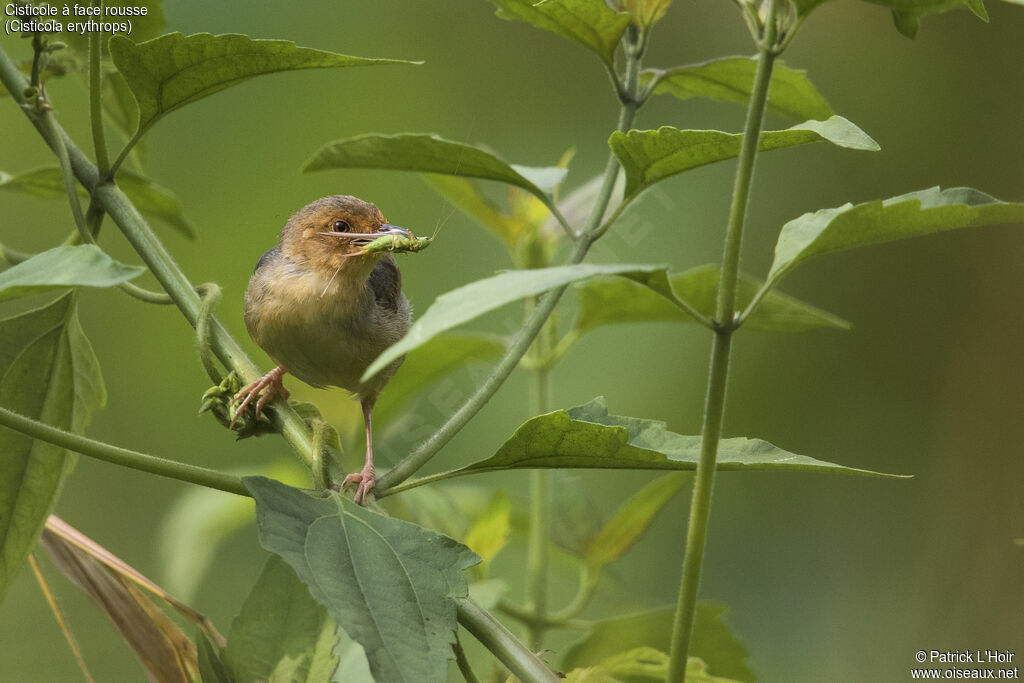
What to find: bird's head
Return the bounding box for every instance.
[279,195,411,275]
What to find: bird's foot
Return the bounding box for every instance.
[230,367,290,428]
[342,462,376,506]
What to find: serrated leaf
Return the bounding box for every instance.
[304,133,565,207]
[0,167,195,238]
[488,0,631,65]
[642,56,833,121]
[0,294,105,603]
[374,333,508,428]
[463,490,511,569]
[583,473,687,566]
[246,476,479,683]
[0,245,145,303]
[563,605,754,682]
[575,263,850,333]
[438,397,904,479]
[610,116,879,200]
[762,187,1024,298]
[361,263,695,381]
[225,554,338,683]
[109,32,415,138]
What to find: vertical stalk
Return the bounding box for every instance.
[524,316,553,648]
[88,1,110,177]
[665,3,781,681]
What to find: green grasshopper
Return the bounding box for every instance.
[356,232,433,256]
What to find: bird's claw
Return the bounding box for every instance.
[230,367,290,428]
[342,463,376,505]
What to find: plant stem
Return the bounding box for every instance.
[0,406,250,497]
[664,4,781,681]
[455,598,560,683]
[88,1,110,177]
[453,636,481,683]
[524,326,552,648]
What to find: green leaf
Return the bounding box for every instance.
[792,0,987,36]
[116,172,197,238]
[334,629,375,683]
[0,167,196,238]
[575,263,850,333]
[467,578,508,610]
[225,554,338,683]
[610,116,879,200]
[0,294,105,603]
[642,56,834,121]
[563,605,754,682]
[304,133,565,206]
[197,630,234,683]
[442,397,904,479]
[564,647,671,682]
[0,245,145,303]
[564,648,740,683]
[246,476,479,683]
[583,473,688,567]
[463,490,511,569]
[361,263,694,381]
[763,187,1024,296]
[619,0,673,27]
[109,32,416,138]
[488,0,631,65]
[374,333,508,428]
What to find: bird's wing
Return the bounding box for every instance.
[368,255,403,313]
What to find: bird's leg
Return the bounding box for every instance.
[343,398,377,505]
[230,366,290,428]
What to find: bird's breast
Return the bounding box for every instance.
[243,255,409,397]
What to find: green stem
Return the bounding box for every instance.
[195,283,224,384]
[665,4,781,681]
[453,636,481,683]
[524,362,551,648]
[118,281,174,304]
[0,242,34,265]
[0,46,316,469]
[39,112,90,244]
[455,598,559,683]
[0,406,250,497]
[88,1,110,177]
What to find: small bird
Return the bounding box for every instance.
[233,195,413,504]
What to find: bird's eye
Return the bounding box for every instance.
[332,220,350,232]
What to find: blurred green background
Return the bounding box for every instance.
[1,1,1023,680]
